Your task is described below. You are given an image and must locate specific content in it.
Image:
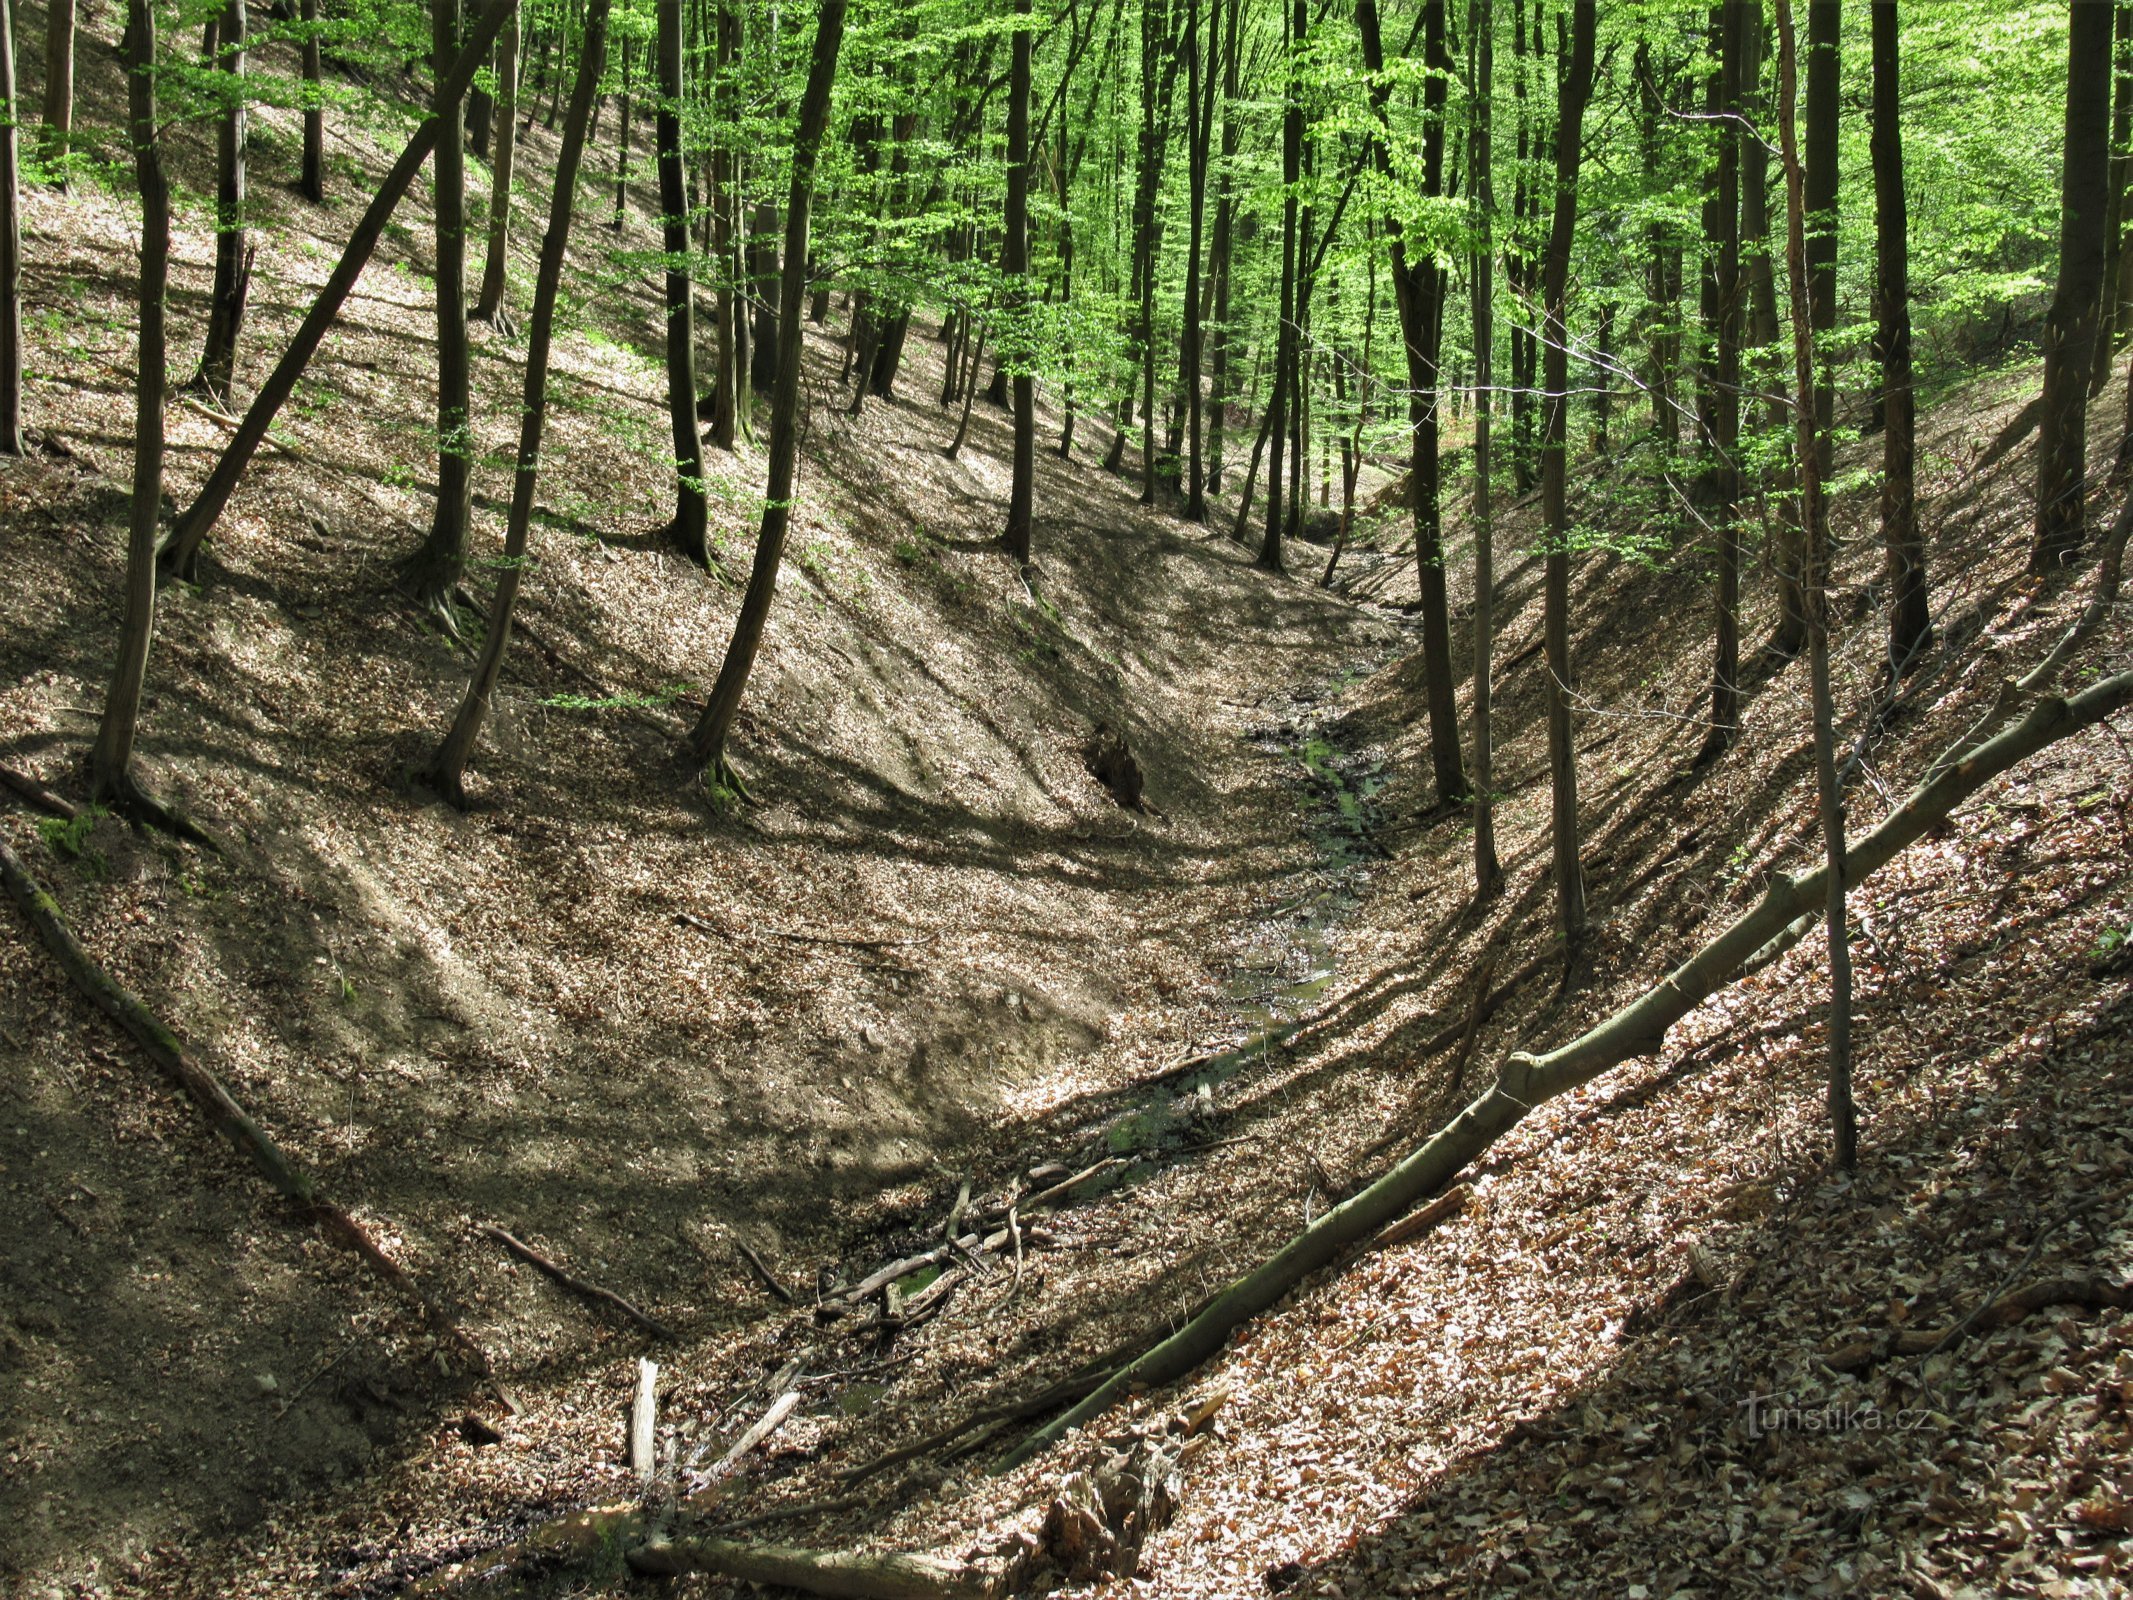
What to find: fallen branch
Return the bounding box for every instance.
[997,659,2133,1474]
[1370,1182,1472,1251]
[626,1532,996,1599]
[736,1235,798,1304]
[1825,1277,2133,1372]
[0,766,77,819]
[0,837,487,1372]
[770,928,937,951]
[480,1224,676,1340]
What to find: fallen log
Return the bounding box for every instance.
[625,1533,997,1599]
[997,653,2133,1474]
[631,1358,660,1485]
[0,836,488,1373]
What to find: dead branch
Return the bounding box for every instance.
[1825,1277,2133,1373]
[0,766,77,819]
[626,1532,997,1599]
[1370,1182,1473,1251]
[479,1224,676,1340]
[736,1235,798,1303]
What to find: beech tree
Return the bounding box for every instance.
[654,0,710,565]
[1,0,20,456]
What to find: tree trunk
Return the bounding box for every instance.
[192,0,248,405]
[430,0,609,806]
[1540,0,1595,945]
[473,1,520,326]
[1694,0,1742,766]
[1773,0,1853,1169]
[2093,0,2133,392]
[402,0,476,610]
[1804,0,1837,479]
[159,0,516,579]
[1204,0,1239,495]
[299,0,325,202]
[2035,0,2114,570]
[1003,0,1035,561]
[1180,0,1213,521]
[688,0,848,788]
[751,199,780,393]
[0,0,22,455]
[89,0,168,806]
[40,0,73,180]
[1872,0,1927,670]
[657,0,710,561]
[612,38,632,229]
[1260,0,1301,572]
[707,4,740,449]
[1469,0,1499,897]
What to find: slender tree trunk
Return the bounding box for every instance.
[1636,42,1678,449]
[1204,0,1239,495]
[1873,0,1927,669]
[473,1,520,327]
[657,0,709,561]
[689,0,849,787]
[40,0,73,180]
[612,38,632,229]
[1804,0,1837,479]
[0,0,22,455]
[403,0,476,609]
[431,0,609,805]
[2035,0,2114,571]
[1695,0,1742,766]
[751,199,780,393]
[947,322,986,459]
[299,0,325,202]
[1136,0,1162,504]
[1773,0,1852,1169]
[1260,0,1300,573]
[2093,0,2133,392]
[1003,0,1035,560]
[90,0,168,805]
[1469,0,1500,897]
[192,0,248,405]
[1181,0,1211,520]
[707,5,739,449]
[1540,0,1595,946]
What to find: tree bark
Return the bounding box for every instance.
[1773,0,1853,1168]
[402,0,477,609]
[1003,0,1035,561]
[1694,0,1742,766]
[657,0,710,562]
[0,0,22,455]
[159,0,516,579]
[299,0,325,202]
[430,0,609,806]
[90,0,168,806]
[1469,0,1499,896]
[40,0,73,180]
[611,36,632,229]
[473,0,520,326]
[1804,0,1837,478]
[687,0,847,788]
[1872,0,1927,670]
[1540,0,1595,944]
[1260,0,1300,573]
[2034,0,2114,570]
[191,0,248,405]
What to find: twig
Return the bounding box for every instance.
[479,1224,676,1340]
[735,1236,797,1304]
[769,928,937,950]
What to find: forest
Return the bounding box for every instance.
[1,0,2131,1592]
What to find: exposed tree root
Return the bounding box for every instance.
[0,836,490,1377]
[89,767,224,852]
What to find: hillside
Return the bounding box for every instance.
[3,1,2133,1598]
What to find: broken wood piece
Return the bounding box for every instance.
[941,1177,972,1242]
[0,765,77,819]
[479,1224,676,1340]
[736,1235,797,1304]
[985,1157,1124,1223]
[830,1226,1012,1309]
[627,1533,997,1599]
[631,1358,660,1485]
[1372,1183,1473,1251]
[695,1390,801,1487]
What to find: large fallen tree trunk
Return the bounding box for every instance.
[626,1533,997,1599]
[1000,592,2132,1472]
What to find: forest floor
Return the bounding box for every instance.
[4,12,2133,1600]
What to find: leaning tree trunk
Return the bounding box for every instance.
[472,0,520,328]
[2034,0,2114,571]
[1,0,22,455]
[41,0,73,180]
[298,0,325,201]
[89,0,169,811]
[687,0,847,792]
[1540,0,1596,945]
[430,0,610,806]
[158,0,517,580]
[1872,0,1928,670]
[192,0,249,405]
[656,0,709,563]
[1773,0,1854,1169]
[1468,0,1499,897]
[402,0,477,611]
[1002,0,1035,561]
